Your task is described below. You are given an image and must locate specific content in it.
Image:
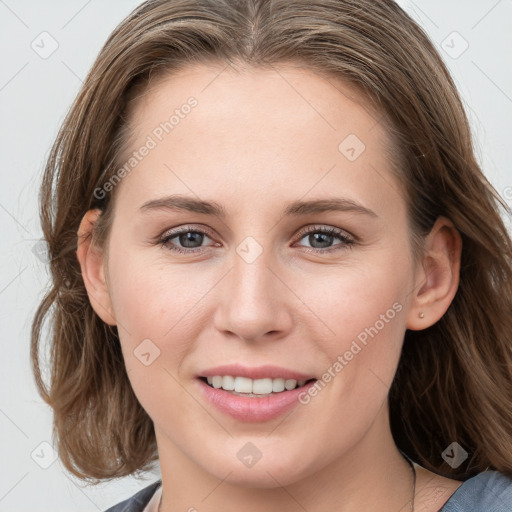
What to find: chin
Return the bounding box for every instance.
[222,466,305,489]
[204,449,312,489]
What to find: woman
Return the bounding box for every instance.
[31,0,512,511]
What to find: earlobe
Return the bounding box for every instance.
[406,217,462,331]
[76,209,117,326]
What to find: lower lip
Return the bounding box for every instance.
[196,378,317,422]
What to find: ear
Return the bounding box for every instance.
[406,216,462,330]
[76,209,116,326]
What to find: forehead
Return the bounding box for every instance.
[126,61,386,144]
[114,62,403,217]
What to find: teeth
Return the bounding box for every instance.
[235,376,253,393]
[205,376,309,394]
[221,375,235,390]
[272,378,285,392]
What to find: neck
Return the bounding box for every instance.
[156,406,415,512]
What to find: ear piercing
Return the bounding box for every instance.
[418,312,425,318]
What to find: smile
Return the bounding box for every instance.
[197,376,318,422]
[203,375,314,395]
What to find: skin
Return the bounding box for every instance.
[77,62,463,511]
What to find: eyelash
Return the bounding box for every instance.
[157,224,355,255]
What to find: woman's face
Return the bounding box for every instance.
[97,63,422,486]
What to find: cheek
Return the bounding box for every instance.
[307,256,410,418]
[315,261,408,352]
[107,245,208,335]
[106,245,229,396]
[106,253,205,415]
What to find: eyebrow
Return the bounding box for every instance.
[139,194,378,218]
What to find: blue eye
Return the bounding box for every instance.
[295,226,355,253]
[158,227,215,254]
[157,225,355,254]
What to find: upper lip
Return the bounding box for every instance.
[198,364,316,381]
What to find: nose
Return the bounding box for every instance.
[213,245,294,342]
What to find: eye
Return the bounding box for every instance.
[156,224,355,255]
[158,225,218,254]
[294,225,355,253]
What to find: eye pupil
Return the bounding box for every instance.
[179,232,203,248]
[309,232,333,248]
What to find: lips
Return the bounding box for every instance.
[196,377,318,422]
[195,363,318,422]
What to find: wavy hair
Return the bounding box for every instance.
[31,0,512,482]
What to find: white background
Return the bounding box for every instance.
[0,1,511,510]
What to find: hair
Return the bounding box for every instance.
[31,0,512,483]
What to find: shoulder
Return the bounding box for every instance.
[103,480,162,512]
[441,471,512,511]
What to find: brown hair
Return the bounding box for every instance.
[31,0,512,483]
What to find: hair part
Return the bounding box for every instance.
[31,0,512,483]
